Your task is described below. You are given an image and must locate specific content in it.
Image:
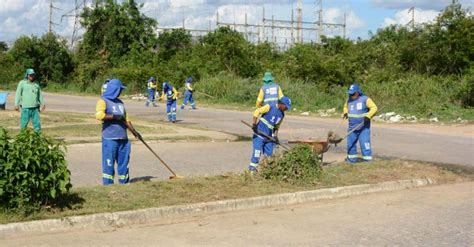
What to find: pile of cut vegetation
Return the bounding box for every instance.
[259,145,322,184]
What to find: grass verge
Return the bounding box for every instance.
[0,159,468,224]
[0,110,177,140]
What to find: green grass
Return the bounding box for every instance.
[190,72,474,121]
[0,111,177,140]
[0,159,467,224]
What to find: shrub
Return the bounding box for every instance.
[0,128,72,210]
[259,145,322,185]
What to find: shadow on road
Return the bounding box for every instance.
[130,176,156,183]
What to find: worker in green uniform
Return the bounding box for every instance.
[14,69,45,132]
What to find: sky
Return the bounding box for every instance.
[0,0,472,47]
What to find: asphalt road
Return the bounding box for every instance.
[15,92,474,167]
[7,182,473,246]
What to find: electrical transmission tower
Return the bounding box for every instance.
[61,0,87,48]
[407,7,415,29]
[48,0,60,33]
[160,0,346,50]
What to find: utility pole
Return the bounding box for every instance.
[296,0,302,43]
[262,7,266,42]
[407,7,415,29]
[272,15,275,43]
[343,12,347,39]
[316,0,323,43]
[291,9,294,44]
[48,0,54,33]
[182,8,185,29]
[48,0,61,33]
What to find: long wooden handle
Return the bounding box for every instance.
[241,120,290,151]
[130,128,178,177]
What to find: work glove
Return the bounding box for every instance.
[113,115,126,122]
[343,113,348,119]
[364,116,371,123]
[252,124,258,134]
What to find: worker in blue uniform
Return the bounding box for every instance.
[160,81,179,123]
[95,79,141,185]
[181,76,196,110]
[248,96,292,172]
[255,72,284,108]
[343,84,378,163]
[146,77,157,107]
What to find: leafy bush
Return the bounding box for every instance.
[0,128,72,210]
[259,145,322,185]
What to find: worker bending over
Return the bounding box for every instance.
[249,96,292,172]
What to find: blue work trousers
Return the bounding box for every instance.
[102,138,131,185]
[166,100,177,122]
[181,91,196,109]
[146,89,156,106]
[347,126,372,163]
[249,134,274,170]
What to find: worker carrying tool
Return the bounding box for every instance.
[255,72,284,108]
[343,83,378,163]
[159,81,178,123]
[146,77,157,107]
[181,76,196,110]
[248,96,292,172]
[95,79,141,185]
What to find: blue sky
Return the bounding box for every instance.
[0,0,472,46]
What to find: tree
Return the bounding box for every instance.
[423,3,474,75]
[79,0,157,66]
[202,27,260,78]
[157,29,192,60]
[9,33,74,83]
[0,41,7,53]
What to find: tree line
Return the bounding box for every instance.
[0,0,472,109]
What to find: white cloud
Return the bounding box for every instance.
[216,4,260,24]
[382,8,439,27]
[0,0,26,13]
[0,17,23,34]
[373,0,473,11]
[325,8,365,29]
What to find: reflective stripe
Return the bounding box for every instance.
[118,174,129,180]
[362,156,373,160]
[249,162,258,168]
[102,174,114,180]
[260,118,274,130]
[348,113,367,118]
[347,154,360,159]
[264,97,278,102]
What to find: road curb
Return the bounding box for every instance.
[1,178,434,236]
